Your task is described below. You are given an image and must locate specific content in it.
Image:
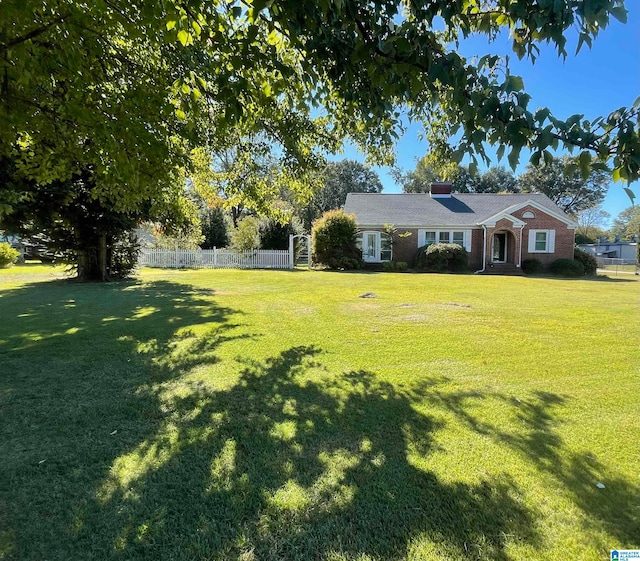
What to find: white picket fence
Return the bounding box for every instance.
[140,248,291,270]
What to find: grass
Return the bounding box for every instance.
[0,265,638,561]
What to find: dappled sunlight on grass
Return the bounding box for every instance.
[1,268,638,560]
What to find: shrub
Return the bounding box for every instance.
[574,247,598,275]
[311,210,363,269]
[415,243,468,272]
[521,258,544,275]
[0,242,20,268]
[383,261,408,272]
[259,215,303,251]
[575,232,595,244]
[230,216,261,251]
[109,232,141,279]
[549,258,585,278]
[201,207,230,249]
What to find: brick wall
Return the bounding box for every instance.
[361,227,485,270]
[513,205,575,266]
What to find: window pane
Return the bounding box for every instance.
[381,249,392,261]
[535,231,547,251]
[425,231,436,245]
[381,235,392,250]
[366,233,377,258]
[452,232,464,246]
[439,231,450,243]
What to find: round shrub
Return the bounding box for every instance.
[549,258,585,278]
[0,242,20,268]
[311,210,363,269]
[574,247,597,276]
[521,258,544,275]
[415,243,468,273]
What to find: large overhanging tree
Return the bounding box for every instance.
[1,0,639,279]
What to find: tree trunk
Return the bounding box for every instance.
[75,230,109,281]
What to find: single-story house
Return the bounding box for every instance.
[343,182,578,273]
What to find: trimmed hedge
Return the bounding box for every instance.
[383,261,408,272]
[415,243,468,273]
[574,247,598,276]
[311,210,363,270]
[549,258,585,278]
[521,258,544,275]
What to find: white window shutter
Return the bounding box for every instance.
[548,230,556,253]
[528,230,536,253]
[417,230,425,247]
[463,230,471,252]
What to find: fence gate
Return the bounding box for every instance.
[289,234,311,269]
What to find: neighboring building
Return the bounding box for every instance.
[343,182,577,273]
[577,241,637,263]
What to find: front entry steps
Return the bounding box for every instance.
[482,263,524,276]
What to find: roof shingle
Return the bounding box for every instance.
[343,193,569,227]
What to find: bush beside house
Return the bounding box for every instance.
[573,247,598,275]
[521,258,544,275]
[415,243,468,273]
[549,258,585,277]
[312,210,363,270]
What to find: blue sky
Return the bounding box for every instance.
[335,4,640,224]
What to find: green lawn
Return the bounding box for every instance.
[1,265,638,561]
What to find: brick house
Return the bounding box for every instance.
[343,182,577,273]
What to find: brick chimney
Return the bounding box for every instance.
[430,182,452,198]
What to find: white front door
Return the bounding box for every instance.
[363,232,379,262]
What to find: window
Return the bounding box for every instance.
[381,234,392,261]
[535,231,547,251]
[418,230,471,251]
[424,231,436,246]
[528,229,556,253]
[359,231,392,262]
[452,231,464,246]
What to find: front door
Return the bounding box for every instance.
[492,233,507,263]
[363,232,379,262]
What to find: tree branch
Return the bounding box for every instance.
[1,15,70,52]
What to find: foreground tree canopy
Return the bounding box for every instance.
[1,0,639,278]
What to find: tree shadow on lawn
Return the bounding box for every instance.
[65,347,541,561]
[425,386,639,550]
[0,279,248,560]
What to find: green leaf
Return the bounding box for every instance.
[612,168,621,182]
[504,75,524,93]
[623,187,636,203]
[578,151,592,179]
[166,21,177,31]
[177,30,190,46]
[611,6,628,23]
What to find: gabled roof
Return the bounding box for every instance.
[343,192,575,227]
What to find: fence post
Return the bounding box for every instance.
[289,235,294,269]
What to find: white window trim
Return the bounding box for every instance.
[418,229,472,252]
[528,229,556,253]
